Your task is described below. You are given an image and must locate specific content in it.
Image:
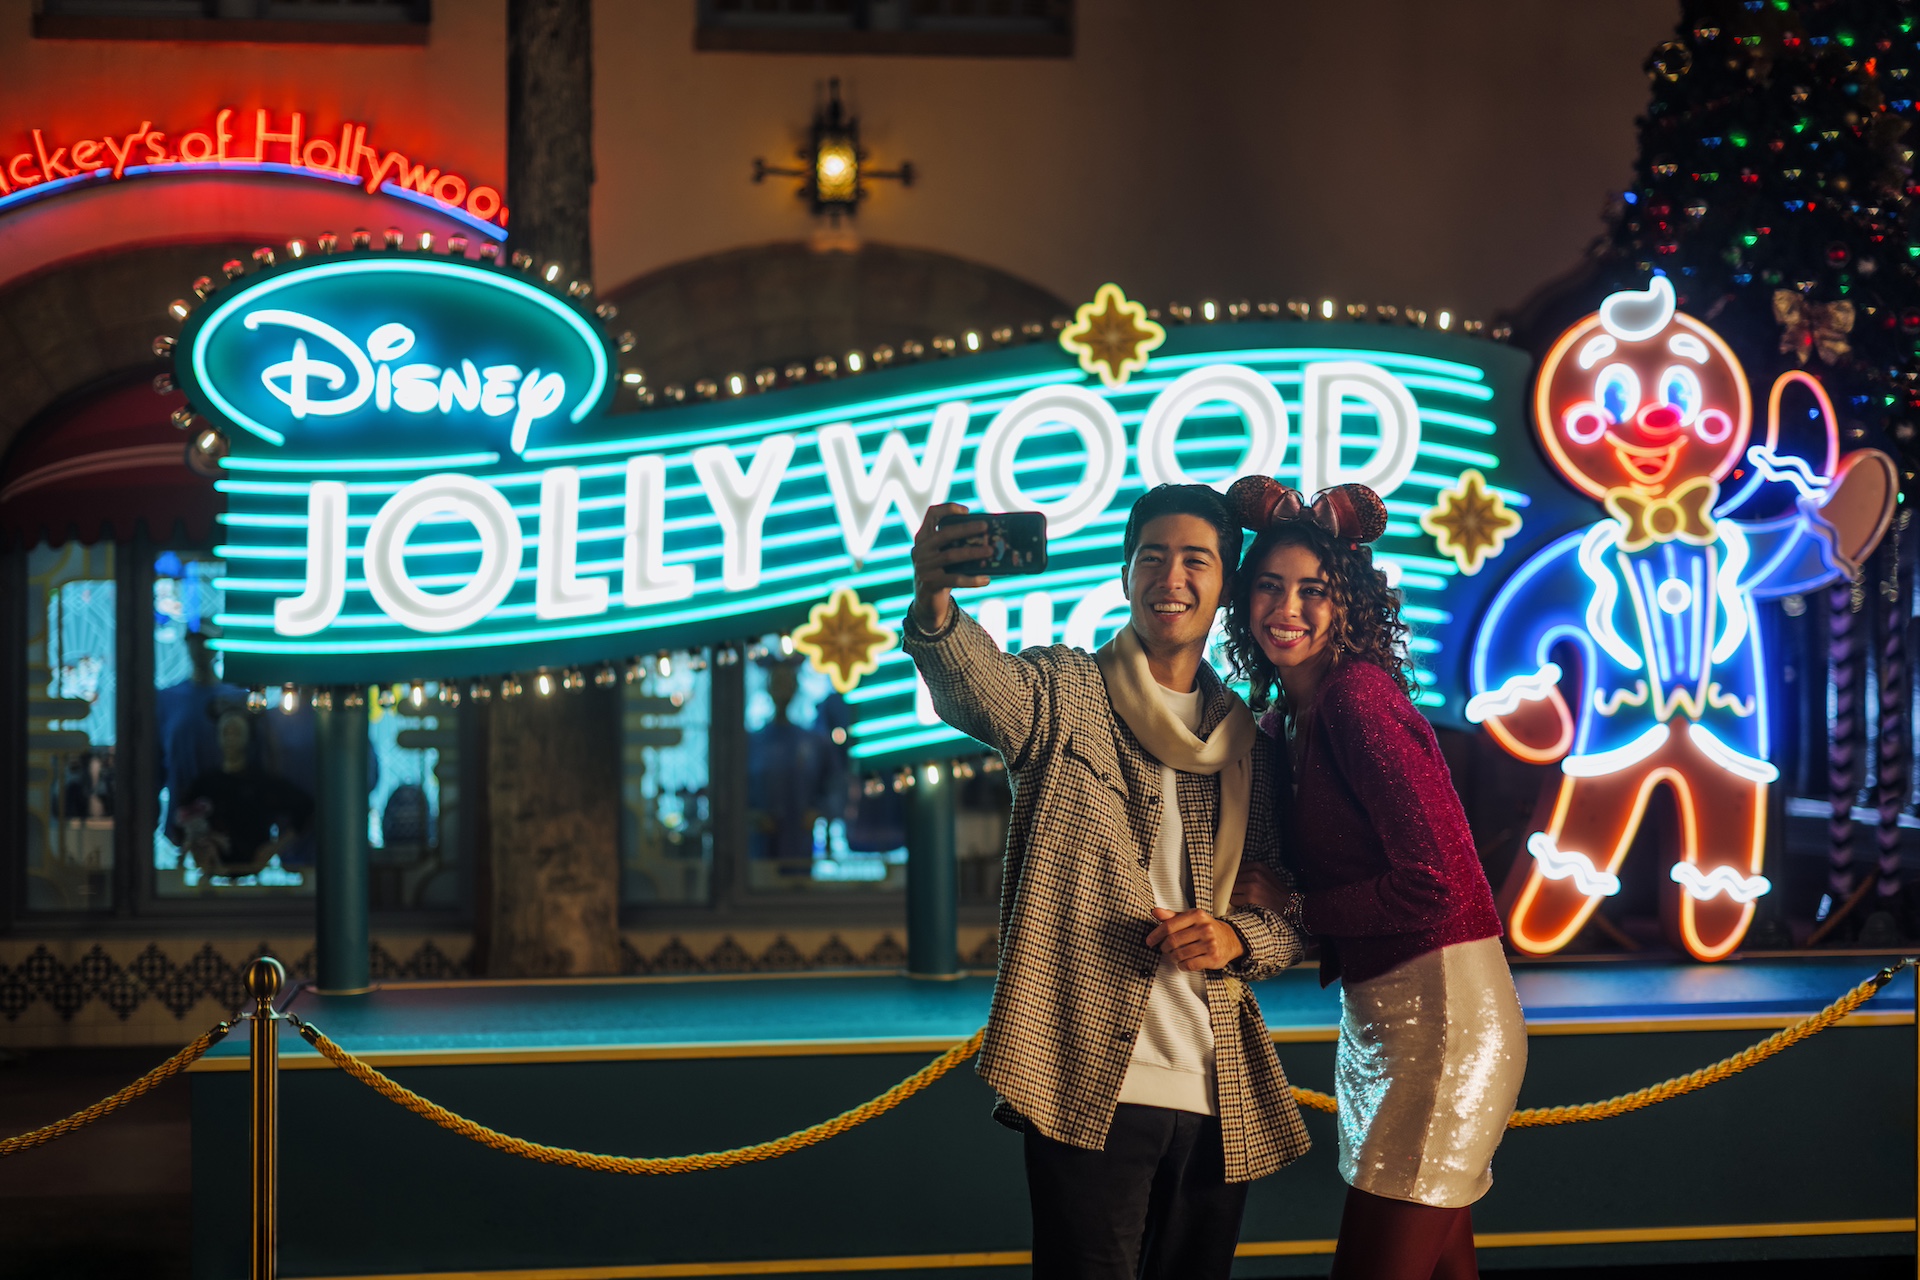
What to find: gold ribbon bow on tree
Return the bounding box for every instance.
[1773,290,1854,366]
[1604,476,1719,551]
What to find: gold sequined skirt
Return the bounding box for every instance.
[1335,936,1526,1208]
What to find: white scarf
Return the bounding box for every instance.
[1095,625,1255,916]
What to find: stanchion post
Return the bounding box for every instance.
[315,697,371,994]
[906,762,958,978]
[247,957,284,1280]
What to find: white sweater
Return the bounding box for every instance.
[1114,682,1217,1115]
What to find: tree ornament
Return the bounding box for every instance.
[1774,291,1856,365]
[1650,41,1694,81]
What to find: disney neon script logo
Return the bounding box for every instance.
[250,311,568,455]
[183,258,611,455]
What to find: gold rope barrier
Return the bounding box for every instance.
[1290,958,1915,1127]
[288,1014,986,1175]
[284,959,1912,1174]
[0,1021,232,1158]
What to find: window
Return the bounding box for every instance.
[743,646,905,892]
[36,0,430,44]
[368,686,462,912]
[622,654,714,906]
[696,0,1071,56]
[22,543,118,913]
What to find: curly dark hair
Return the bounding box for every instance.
[1223,520,1416,713]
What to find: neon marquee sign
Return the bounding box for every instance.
[179,256,1569,766]
[1466,276,1897,962]
[0,107,506,233]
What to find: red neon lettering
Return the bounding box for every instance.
[337,124,357,175]
[391,156,440,196]
[144,132,169,164]
[433,172,469,206]
[32,130,75,180]
[467,185,502,222]
[70,139,104,171]
[302,137,338,170]
[213,108,235,162]
[251,109,305,166]
[9,153,42,187]
[102,122,151,179]
[177,131,215,164]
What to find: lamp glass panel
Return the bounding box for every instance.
[814,135,860,205]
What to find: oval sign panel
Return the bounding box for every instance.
[178,255,613,458]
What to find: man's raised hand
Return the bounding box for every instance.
[911,503,991,633]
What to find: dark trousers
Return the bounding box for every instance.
[1024,1103,1249,1280]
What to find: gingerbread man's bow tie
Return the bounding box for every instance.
[1604,477,1719,551]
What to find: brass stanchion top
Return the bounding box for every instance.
[245,957,285,1007]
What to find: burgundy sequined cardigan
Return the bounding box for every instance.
[1261,658,1501,988]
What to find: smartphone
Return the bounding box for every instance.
[935,510,1049,576]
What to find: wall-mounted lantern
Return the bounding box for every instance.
[753,78,914,222]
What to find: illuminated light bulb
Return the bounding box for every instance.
[251,247,275,267]
[622,371,644,385]
[1437,310,1453,330]
[813,355,839,377]
[832,727,847,745]
[152,372,175,394]
[1320,298,1335,319]
[222,259,245,279]
[168,299,192,320]
[510,251,534,270]
[543,263,562,283]
[663,384,686,403]
[567,280,592,298]
[656,652,673,678]
[342,686,366,709]
[151,335,176,357]
[170,407,194,430]
[924,763,941,786]
[417,232,434,252]
[784,362,809,382]
[441,683,461,707]
[536,670,554,697]
[563,668,585,691]
[991,325,1015,344]
[316,232,338,253]
[689,653,709,673]
[468,680,492,703]
[1405,307,1428,327]
[1201,300,1218,322]
[448,236,469,257]
[899,339,926,360]
[727,373,746,396]
[379,228,401,250]
[595,302,619,321]
[755,367,779,389]
[478,243,500,262]
[351,229,372,249]
[502,676,523,700]
[593,664,617,688]
[963,330,981,351]
[310,689,332,711]
[617,331,636,354]
[286,240,306,259]
[376,685,397,710]
[280,684,299,714]
[694,379,719,399]
[845,351,864,374]
[669,691,685,708]
[246,687,267,712]
[186,428,230,476]
[408,680,426,709]
[779,634,795,656]
[624,658,644,684]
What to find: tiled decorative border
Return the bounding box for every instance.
[0,928,1000,1046]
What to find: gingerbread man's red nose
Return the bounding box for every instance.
[1637,403,1684,435]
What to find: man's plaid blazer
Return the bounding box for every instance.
[904,605,1312,1182]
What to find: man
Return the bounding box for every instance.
[904,484,1309,1280]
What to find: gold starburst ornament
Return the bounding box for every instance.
[792,587,897,694]
[1059,283,1166,388]
[1421,469,1521,575]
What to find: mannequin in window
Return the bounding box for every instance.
[178,709,314,878]
[155,629,247,846]
[745,659,838,869]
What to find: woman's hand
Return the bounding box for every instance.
[1230,860,1293,913]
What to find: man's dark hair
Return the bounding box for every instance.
[1122,483,1243,569]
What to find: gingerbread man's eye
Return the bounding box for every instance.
[1657,365,1702,425]
[1596,364,1640,424]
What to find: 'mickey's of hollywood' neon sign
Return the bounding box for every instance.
[0,108,505,232]
[176,252,1571,766]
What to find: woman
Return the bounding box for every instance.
[1223,476,1525,1280]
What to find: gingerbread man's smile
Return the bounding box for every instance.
[1605,432,1683,488]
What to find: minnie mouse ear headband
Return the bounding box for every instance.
[1225,475,1389,548]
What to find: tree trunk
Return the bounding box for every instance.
[483,0,618,978]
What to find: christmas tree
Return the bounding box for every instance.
[1605,0,1920,474]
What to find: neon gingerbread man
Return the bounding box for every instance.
[1468,277,1897,961]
